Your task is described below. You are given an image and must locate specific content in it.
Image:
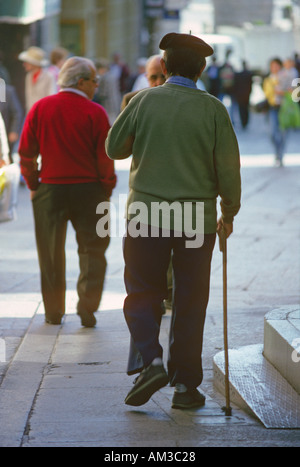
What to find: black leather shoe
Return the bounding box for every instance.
[77,309,97,328]
[172,388,206,409]
[125,363,169,406]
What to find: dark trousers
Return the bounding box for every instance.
[32,183,110,320]
[238,102,250,128]
[123,228,216,389]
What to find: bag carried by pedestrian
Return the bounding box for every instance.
[279,92,300,130]
[0,163,20,222]
[0,167,6,196]
[254,99,270,113]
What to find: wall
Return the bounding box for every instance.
[60,0,142,70]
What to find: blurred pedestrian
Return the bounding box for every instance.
[93,57,121,124]
[121,55,165,110]
[131,58,149,92]
[219,49,236,123]
[206,56,221,97]
[233,61,253,129]
[48,47,70,91]
[282,57,298,89]
[293,53,300,77]
[219,50,235,97]
[0,50,11,85]
[263,57,287,166]
[110,53,130,95]
[0,70,23,162]
[18,57,116,327]
[106,33,241,409]
[18,46,56,113]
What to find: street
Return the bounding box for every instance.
[0,111,299,447]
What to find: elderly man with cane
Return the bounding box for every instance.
[19,57,116,327]
[106,33,241,409]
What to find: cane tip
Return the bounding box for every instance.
[222,406,232,416]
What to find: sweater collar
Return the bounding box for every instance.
[166,76,197,89]
[59,88,89,99]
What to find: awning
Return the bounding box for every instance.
[0,0,61,25]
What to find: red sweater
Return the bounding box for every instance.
[19,91,116,197]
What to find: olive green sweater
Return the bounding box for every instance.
[106,83,241,234]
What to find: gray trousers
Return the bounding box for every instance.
[32,183,109,321]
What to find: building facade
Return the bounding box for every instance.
[180,0,299,71]
[212,0,274,28]
[0,0,62,109]
[60,0,142,69]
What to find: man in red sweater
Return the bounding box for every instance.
[19,56,116,327]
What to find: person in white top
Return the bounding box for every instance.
[18,46,56,113]
[131,58,149,92]
[281,57,299,91]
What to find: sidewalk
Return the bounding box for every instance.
[0,112,299,447]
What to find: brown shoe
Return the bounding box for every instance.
[77,309,97,327]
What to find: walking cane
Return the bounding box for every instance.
[218,226,232,416]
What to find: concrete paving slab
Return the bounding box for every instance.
[0,304,258,447]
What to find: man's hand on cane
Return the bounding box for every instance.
[217,217,233,239]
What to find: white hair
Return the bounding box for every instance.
[146,54,163,71]
[57,56,96,88]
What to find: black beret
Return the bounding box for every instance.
[159,32,214,57]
